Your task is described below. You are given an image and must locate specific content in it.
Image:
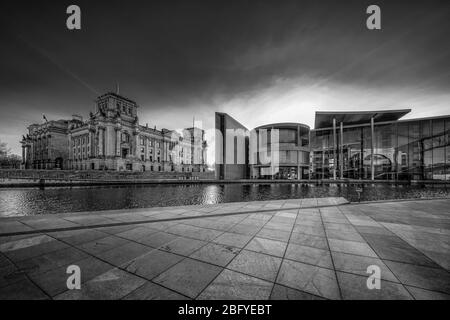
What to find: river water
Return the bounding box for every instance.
[0,183,448,217]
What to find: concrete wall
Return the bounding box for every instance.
[215,112,249,180]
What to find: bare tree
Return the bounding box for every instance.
[0,140,10,158]
[0,140,20,168]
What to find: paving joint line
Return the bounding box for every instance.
[375,223,450,276]
[138,213,252,300]
[44,228,195,300]
[114,212,251,300]
[318,206,343,300]
[0,202,348,238]
[336,205,416,300]
[0,246,53,299]
[192,209,276,299]
[268,201,301,299]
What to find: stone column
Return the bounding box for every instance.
[162,138,166,170]
[98,128,104,156]
[104,126,111,157]
[134,133,139,157]
[116,129,121,157]
[144,137,147,161]
[68,133,72,169]
[89,130,95,157]
[30,140,34,169]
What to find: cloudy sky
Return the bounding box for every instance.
[0,0,449,163]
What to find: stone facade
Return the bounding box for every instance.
[21,92,208,172]
[21,120,76,169]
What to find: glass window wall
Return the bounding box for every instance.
[309,117,450,180]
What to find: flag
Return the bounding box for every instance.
[43,114,48,122]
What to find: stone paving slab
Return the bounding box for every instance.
[0,197,348,235]
[0,197,449,300]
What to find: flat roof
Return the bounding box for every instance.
[254,122,310,130]
[314,109,411,129]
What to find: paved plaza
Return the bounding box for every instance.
[0,197,449,300]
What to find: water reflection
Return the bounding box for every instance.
[0,183,448,217]
[202,185,221,204]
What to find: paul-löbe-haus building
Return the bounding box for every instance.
[215,110,450,181]
[21,92,208,172]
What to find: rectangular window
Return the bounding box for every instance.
[301,138,308,147]
[432,119,446,180]
[279,129,298,144]
[121,133,130,143]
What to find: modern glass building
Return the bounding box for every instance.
[249,123,310,179]
[310,110,450,181]
[215,110,450,181]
